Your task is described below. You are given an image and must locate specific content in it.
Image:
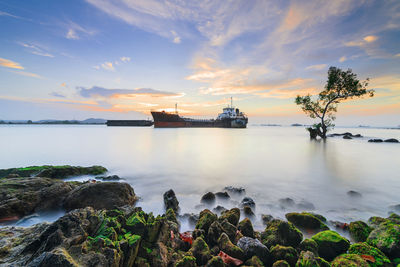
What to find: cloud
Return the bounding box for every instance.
[395,53,400,58]
[0,58,24,69]
[78,86,184,98]
[171,30,181,44]
[94,57,131,71]
[66,29,79,40]
[305,64,327,71]
[120,56,131,62]
[65,22,96,40]
[49,92,66,98]
[363,35,378,43]
[18,42,54,58]
[346,35,378,47]
[101,62,114,71]
[8,70,41,78]
[339,56,347,62]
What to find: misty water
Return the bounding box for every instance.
[1,125,399,232]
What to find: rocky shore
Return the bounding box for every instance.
[1,165,400,266]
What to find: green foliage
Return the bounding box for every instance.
[295,66,373,138]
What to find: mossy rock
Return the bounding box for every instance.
[135,256,150,267]
[349,221,372,242]
[238,218,255,238]
[272,260,290,267]
[295,251,330,267]
[219,208,241,226]
[298,238,319,256]
[388,213,400,225]
[367,221,400,259]
[331,254,369,267]
[220,219,237,242]
[189,237,212,265]
[196,209,218,233]
[176,255,197,267]
[218,233,244,260]
[311,230,350,261]
[245,255,265,266]
[270,245,298,266]
[285,212,329,232]
[166,208,178,224]
[261,219,303,249]
[368,217,388,228]
[206,256,226,267]
[348,242,391,267]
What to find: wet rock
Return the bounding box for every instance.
[285,212,329,232]
[220,219,237,242]
[213,206,227,214]
[245,255,264,266]
[215,192,230,200]
[95,175,121,181]
[63,182,137,211]
[205,256,225,267]
[217,233,244,261]
[240,197,255,208]
[219,208,240,226]
[368,216,388,228]
[367,221,400,259]
[175,255,197,267]
[279,198,295,209]
[163,189,179,212]
[384,138,399,143]
[296,251,330,267]
[28,247,80,267]
[343,135,352,139]
[347,190,362,197]
[298,238,319,256]
[237,236,270,265]
[388,213,400,224]
[261,219,303,249]
[196,209,218,233]
[223,186,245,195]
[349,221,372,242]
[189,237,212,265]
[272,260,290,267]
[261,214,274,226]
[296,200,315,210]
[243,206,255,218]
[201,192,216,205]
[166,208,178,224]
[349,242,391,267]
[208,221,224,245]
[331,254,369,267]
[311,230,350,261]
[368,139,383,143]
[0,177,78,220]
[6,173,20,178]
[389,204,400,213]
[329,220,349,230]
[238,218,254,238]
[270,245,298,267]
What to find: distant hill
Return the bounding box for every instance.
[0,118,106,125]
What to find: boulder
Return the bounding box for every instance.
[205,256,225,267]
[368,139,383,143]
[217,233,244,260]
[245,255,264,266]
[295,251,330,267]
[175,255,197,267]
[367,221,400,259]
[349,221,372,242]
[241,197,255,208]
[343,135,352,139]
[238,218,254,238]
[237,236,270,265]
[261,219,303,249]
[384,138,399,143]
[279,198,295,209]
[243,206,255,218]
[347,190,362,197]
[270,245,298,266]
[285,212,329,232]
[215,192,230,200]
[331,254,369,267]
[219,208,240,226]
[201,192,216,205]
[296,200,315,210]
[348,242,391,267]
[297,238,319,256]
[261,214,274,226]
[223,186,245,195]
[213,206,227,214]
[63,182,137,211]
[189,237,212,265]
[311,230,350,261]
[196,209,218,233]
[163,189,179,212]
[95,175,121,181]
[272,260,290,267]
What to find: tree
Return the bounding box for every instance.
[295,66,374,139]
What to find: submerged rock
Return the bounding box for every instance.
[279,198,295,209]
[270,245,298,267]
[384,138,399,143]
[212,206,227,214]
[347,190,362,198]
[63,182,137,211]
[223,186,245,195]
[163,189,179,212]
[219,208,240,226]
[296,251,330,267]
[238,218,254,238]
[215,192,230,200]
[311,230,350,261]
[368,139,383,143]
[201,192,216,205]
[343,135,352,139]
[296,200,316,210]
[95,175,121,181]
[240,197,255,208]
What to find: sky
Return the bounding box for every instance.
[0,0,399,126]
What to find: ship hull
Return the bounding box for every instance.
[106,120,153,127]
[151,112,247,128]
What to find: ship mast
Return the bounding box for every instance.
[175,103,178,114]
[231,97,233,108]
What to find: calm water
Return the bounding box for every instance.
[0,125,399,231]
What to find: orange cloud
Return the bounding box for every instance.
[0,58,24,69]
[363,35,378,43]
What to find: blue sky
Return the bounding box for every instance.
[0,0,399,126]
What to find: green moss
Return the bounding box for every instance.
[272,260,290,267]
[367,221,400,258]
[175,256,196,267]
[349,221,372,242]
[261,219,303,248]
[270,245,298,266]
[348,242,390,267]
[312,230,347,243]
[195,209,217,233]
[311,230,350,261]
[285,212,329,231]
[331,254,369,267]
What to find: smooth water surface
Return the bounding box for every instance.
[0,125,399,230]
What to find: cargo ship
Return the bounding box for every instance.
[106,120,153,127]
[151,99,248,128]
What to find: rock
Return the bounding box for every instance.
[237,236,270,265]
[367,221,400,259]
[272,259,290,267]
[296,200,315,210]
[175,255,197,267]
[368,139,383,143]
[384,138,399,143]
[189,237,212,265]
[347,190,362,197]
[179,213,199,226]
[270,245,298,266]
[213,206,227,214]
[368,216,388,228]
[261,214,274,226]
[0,177,78,220]
[217,233,244,261]
[238,218,254,238]
[311,230,350,261]
[223,186,245,195]
[201,192,216,205]
[389,204,400,213]
[245,255,264,266]
[215,192,230,200]
[349,221,372,242]
[388,213,400,224]
[28,247,80,267]
[196,209,218,233]
[206,256,226,267]
[63,182,137,211]
[348,242,391,267]
[279,198,295,209]
[0,165,107,179]
[220,219,237,242]
[165,208,178,224]
[95,175,121,181]
[219,208,240,226]
[296,251,330,267]
[261,219,303,249]
[243,206,255,218]
[163,189,179,212]
[208,221,224,245]
[240,197,255,208]
[285,212,329,232]
[343,135,352,139]
[298,238,319,256]
[331,254,369,267]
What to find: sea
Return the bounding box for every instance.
[0,124,399,232]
